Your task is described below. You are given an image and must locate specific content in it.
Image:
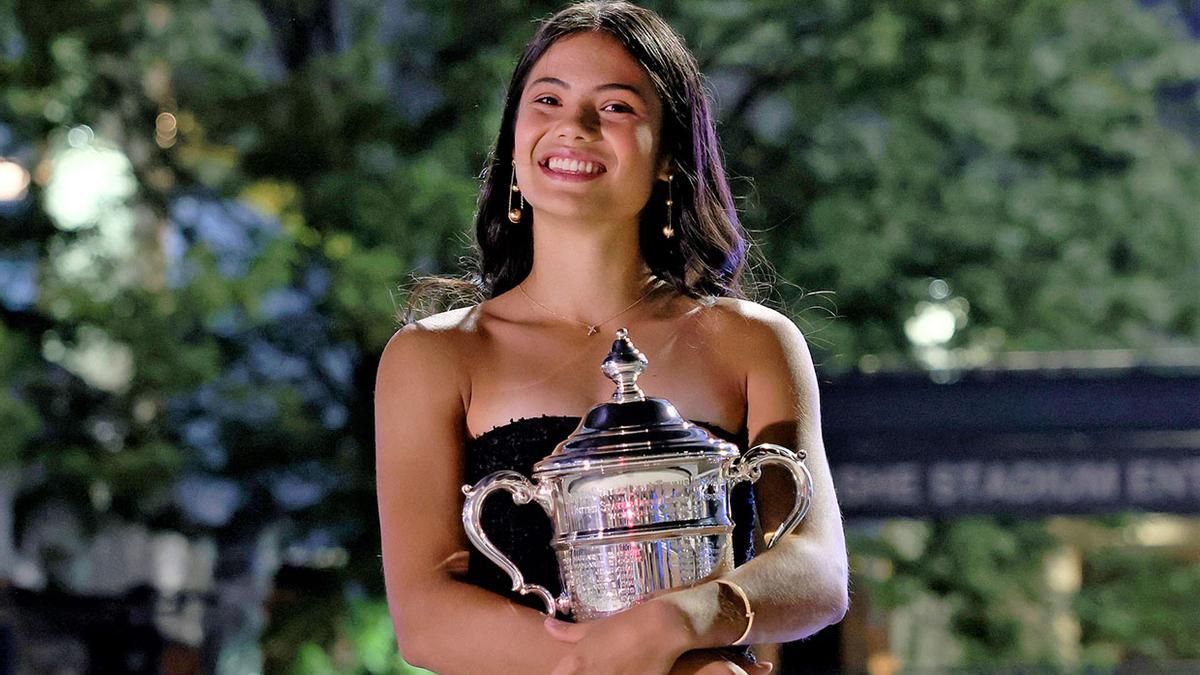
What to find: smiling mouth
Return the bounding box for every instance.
[539,157,608,176]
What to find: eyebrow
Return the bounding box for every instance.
[527,76,649,102]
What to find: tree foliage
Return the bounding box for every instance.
[0,0,1197,670]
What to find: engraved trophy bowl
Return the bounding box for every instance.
[462,329,814,621]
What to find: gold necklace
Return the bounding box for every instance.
[518,278,663,336]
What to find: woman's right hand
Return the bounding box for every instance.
[669,651,773,675]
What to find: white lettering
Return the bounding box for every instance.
[927,460,1121,506]
[836,463,921,506]
[1126,459,1200,503]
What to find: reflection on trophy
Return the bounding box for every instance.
[462,329,814,620]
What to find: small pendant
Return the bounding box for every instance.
[586,325,598,336]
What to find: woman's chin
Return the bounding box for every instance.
[527,199,623,221]
[525,193,649,224]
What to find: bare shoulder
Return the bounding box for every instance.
[382,306,476,352]
[376,306,480,399]
[701,297,809,358]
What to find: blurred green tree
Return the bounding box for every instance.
[1,0,1197,671]
[1076,544,1200,662]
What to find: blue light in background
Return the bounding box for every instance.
[267,461,333,511]
[168,193,280,278]
[174,474,244,527]
[302,266,331,298]
[0,252,37,311]
[320,403,348,430]
[257,288,312,321]
[247,340,310,381]
[182,417,227,470]
[317,343,355,391]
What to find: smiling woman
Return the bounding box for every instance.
[376,3,848,674]
[514,31,666,223]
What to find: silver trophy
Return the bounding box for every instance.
[462,329,814,620]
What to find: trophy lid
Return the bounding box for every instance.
[531,328,740,476]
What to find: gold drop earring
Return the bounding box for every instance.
[661,173,675,238]
[508,159,524,224]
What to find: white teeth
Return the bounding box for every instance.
[546,157,603,174]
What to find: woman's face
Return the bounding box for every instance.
[512,31,669,226]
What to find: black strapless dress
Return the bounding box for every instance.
[462,415,759,658]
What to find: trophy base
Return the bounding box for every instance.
[558,532,734,621]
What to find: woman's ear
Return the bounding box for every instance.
[657,154,674,181]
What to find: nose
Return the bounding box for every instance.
[556,104,601,141]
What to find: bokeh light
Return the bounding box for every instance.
[0,158,30,202]
[156,111,177,148]
[43,131,136,232]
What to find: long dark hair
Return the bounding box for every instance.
[404,1,757,321]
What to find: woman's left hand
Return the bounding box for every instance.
[543,601,773,675]
[544,599,691,675]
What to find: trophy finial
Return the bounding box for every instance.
[601,328,647,403]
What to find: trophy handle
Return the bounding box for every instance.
[461,470,559,616]
[728,443,814,550]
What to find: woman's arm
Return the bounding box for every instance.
[663,303,850,646]
[375,320,571,673]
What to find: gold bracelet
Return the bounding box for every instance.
[713,578,755,646]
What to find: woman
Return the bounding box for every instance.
[375,2,848,673]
